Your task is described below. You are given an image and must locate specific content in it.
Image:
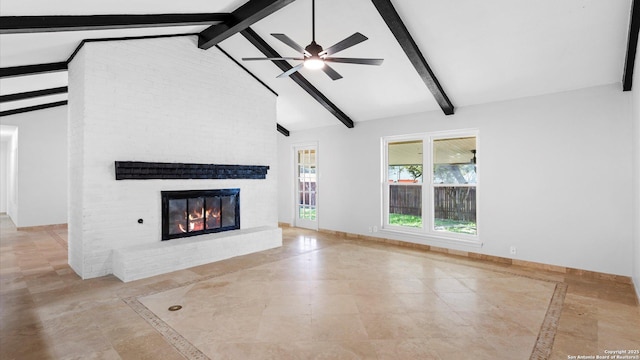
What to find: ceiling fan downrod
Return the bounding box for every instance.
[311,0,316,42]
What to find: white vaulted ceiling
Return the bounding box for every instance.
[0,0,633,131]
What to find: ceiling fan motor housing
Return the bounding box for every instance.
[305,41,323,57]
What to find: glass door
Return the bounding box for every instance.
[295,146,317,229]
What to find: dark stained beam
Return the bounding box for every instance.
[370,0,454,115]
[0,14,231,34]
[623,0,640,91]
[0,62,67,78]
[0,100,68,117]
[277,123,290,136]
[198,0,296,50]
[216,45,278,97]
[241,27,354,128]
[0,86,67,103]
[67,33,198,63]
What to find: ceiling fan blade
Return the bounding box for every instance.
[321,64,343,81]
[320,32,368,56]
[271,33,309,56]
[324,57,384,66]
[276,63,305,78]
[242,57,304,61]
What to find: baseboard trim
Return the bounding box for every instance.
[315,228,633,285]
[17,223,68,231]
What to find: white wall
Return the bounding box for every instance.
[278,84,634,277]
[68,36,279,279]
[0,140,8,213]
[632,46,640,300]
[0,107,68,227]
[5,128,18,224]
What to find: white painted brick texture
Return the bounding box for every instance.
[68,36,280,280]
[68,48,87,276]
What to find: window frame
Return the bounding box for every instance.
[382,134,426,234]
[381,129,480,245]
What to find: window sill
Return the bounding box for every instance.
[379,228,483,249]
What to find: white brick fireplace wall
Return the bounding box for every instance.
[68,36,281,281]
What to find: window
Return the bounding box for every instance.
[432,136,477,235]
[387,140,423,228]
[383,131,478,241]
[295,146,318,230]
[298,149,317,220]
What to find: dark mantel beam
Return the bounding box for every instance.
[198,0,296,50]
[623,0,640,91]
[0,14,231,34]
[0,86,68,103]
[370,0,454,115]
[241,27,354,128]
[0,62,68,78]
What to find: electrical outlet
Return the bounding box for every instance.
[373,226,378,232]
[368,227,373,233]
[510,246,517,255]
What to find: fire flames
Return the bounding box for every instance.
[177,207,220,233]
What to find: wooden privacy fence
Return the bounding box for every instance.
[389,185,422,216]
[433,186,476,222]
[389,185,476,221]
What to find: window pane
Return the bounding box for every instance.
[299,205,316,220]
[433,137,476,184]
[205,197,221,229]
[187,197,205,232]
[220,196,236,228]
[168,199,187,235]
[433,186,476,235]
[389,184,422,228]
[388,140,423,184]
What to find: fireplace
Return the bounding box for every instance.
[161,189,240,240]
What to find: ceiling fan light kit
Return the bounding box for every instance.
[304,56,325,69]
[242,0,383,80]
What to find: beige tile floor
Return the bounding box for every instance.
[1,214,638,359]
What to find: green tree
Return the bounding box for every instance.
[404,165,423,181]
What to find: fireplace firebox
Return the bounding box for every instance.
[161,189,240,240]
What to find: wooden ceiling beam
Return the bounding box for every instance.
[277,123,290,136]
[0,100,67,117]
[0,62,67,78]
[0,14,231,34]
[370,0,454,115]
[623,0,640,91]
[198,0,296,50]
[0,86,67,103]
[241,27,354,128]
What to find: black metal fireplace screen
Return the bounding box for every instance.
[161,189,240,240]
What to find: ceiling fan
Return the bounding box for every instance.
[242,0,383,80]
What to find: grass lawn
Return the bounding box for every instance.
[388,214,422,228]
[389,213,476,235]
[298,207,316,220]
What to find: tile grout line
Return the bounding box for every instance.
[46,229,67,250]
[530,282,568,360]
[123,296,210,360]
[121,240,339,300]
[348,239,563,284]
